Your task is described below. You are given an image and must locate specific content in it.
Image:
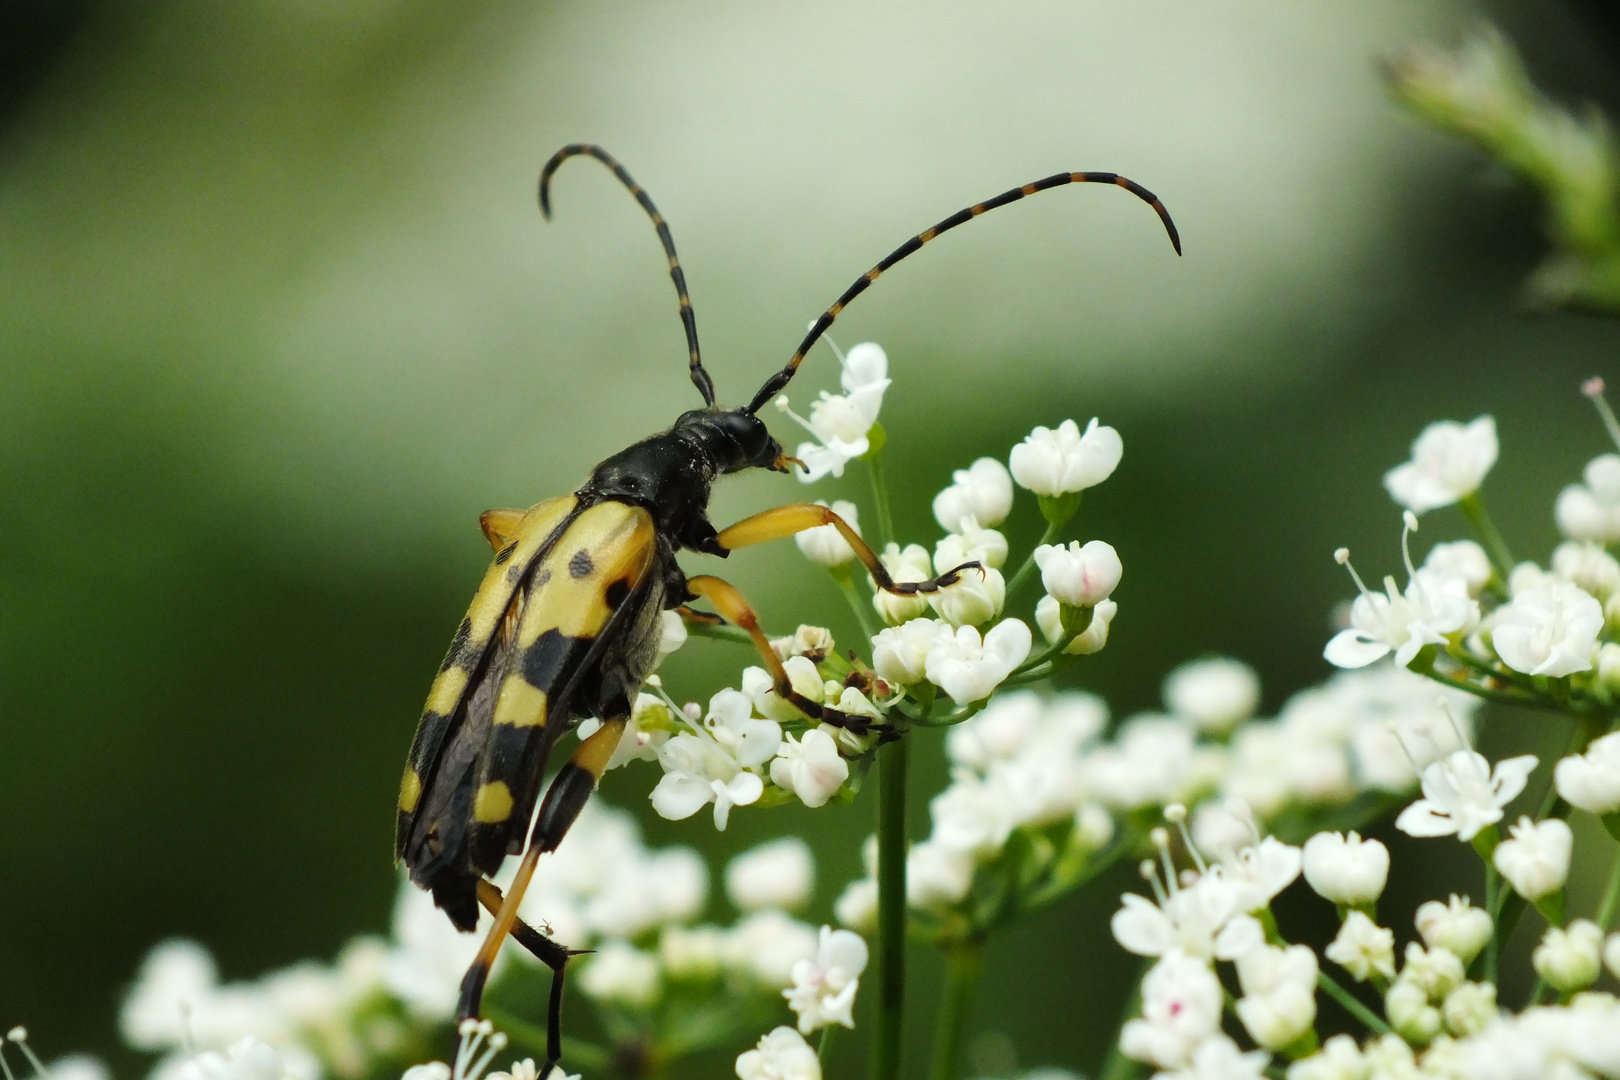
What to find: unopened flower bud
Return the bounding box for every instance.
[1162,657,1260,735]
[1302,831,1389,906]
[928,565,1005,627]
[1323,911,1395,983]
[1075,803,1114,851]
[1414,895,1492,966]
[870,617,951,686]
[1399,943,1463,1000]
[1493,816,1573,901]
[1385,978,1441,1046]
[1603,932,1620,980]
[1008,417,1122,496]
[1440,981,1495,1037]
[1555,731,1620,815]
[794,501,860,567]
[1533,919,1603,992]
[1424,540,1492,596]
[1553,541,1620,601]
[1599,642,1620,694]
[1033,540,1122,607]
[872,543,933,625]
[932,458,1014,532]
[1036,594,1117,655]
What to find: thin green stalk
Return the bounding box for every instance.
[867,450,896,550]
[1596,845,1620,930]
[818,1026,836,1069]
[1484,863,1500,983]
[1096,961,1148,1080]
[1423,668,1548,712]
[872,735,911,1080]
[1458,492,1516,581]
[834,567,881,643]
[930,938,985,1080]
[1004,519,1063,598]
[1316,971,1391,1036]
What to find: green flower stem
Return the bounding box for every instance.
[929,938,985,1080]
[682,619,760,647]
[1005,519,1064,598]
[872,734,911,1080]
[1096,961,1148,1080]
[1599,847,1620,931]
[833,566,881,643]
[819,1026,836,1069]
[866,439,896,550]
[1458,492,1516,582]
[1472,826,1502,983]
[1423,667,1549,712]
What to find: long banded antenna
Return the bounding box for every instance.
[745,171,1181,415]
[539,144,715,406]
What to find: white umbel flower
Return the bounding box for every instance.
[1532,919,1603,993]
[1324,565,1477,670]
[177,1038,290,1080]
[934,520,1009,573]
[1301,831,1389,905]
[1554,730,1620,815]
[1118,951,1224,1069]
[769,729,849,809]
[793,501,860,567]
[725,838,815,913]
[1009,418,1123,496]
[923,620,1032,703]
[1556,454,1620,543]
[1233,943,1318,1051]
[1414,895,1493,966]
[872,543,933,625]
[1110,872,1244,962]
[1552,540,1620,601]
[783,926,868,1033]
[1394,750,1538,842]
[1493,816,1573,901]
[1164,658,1260,735]
[780,342,889,483]
[933,458,1014,531]
[578,941,660,1006]
[735,1027,820,1080]
[905,840,976,909]
[1323,911,1395,982]
[870,617,952,686]
[928,565,1005,627]
[1382,415,1498,514]
[1036,595,1118,655]
[1424,540,1493,596]
[1033,540,1122,607]
[1491,580,1604,677]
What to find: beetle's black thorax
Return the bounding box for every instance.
[576,407,782,556]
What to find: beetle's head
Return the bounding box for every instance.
[674,408,790,476]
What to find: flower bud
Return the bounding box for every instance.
[1440,981,1495,1037]
[872,543,933,625]
[1033,540,1122,608]
[928,565,1005,627]
[1075,803,1114,852]
[870,617,951,687]
[905,841,975,909]
[1423,540,1492,596]
[794,501,860,567]
[725,838,815,913]
[1302,831,1389,906]
[833,878,877,934]
[1008,417,1122,496]
[1553,540,1620,601]
[1414,895,1492,966]
[1532,919,1603,993]
[1162,657,1260,735]
[932,458,1014,532]
[1323,911,1395,983]
[1493,816,1573,901]
[1398,943,1462,1000]
[1036,594,1117,655]
[747,658,825,723]
[1604,932,1620,981]
[1233,944,1318,1051]
[1555,731,1620,815]
[1385,978,1441,1046]
[580,942,661,1006]
[935,521,1009,573]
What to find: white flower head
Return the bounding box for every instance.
[1424,539,1493,596]
[1033,540,1122,608]
[794,501,860,567]
[923,619,1032,704]
[1324,911,1396,983]
[778,342,889,483]
[782,926,868,1034]
[578,941,661,1007]
[735,1026,821,1080]
[650,729,765,831]
[1009,418,1123,496]
[871,617,953,687]
[928,564,1005,627]
[1382,415,1497,514]
[1118,951,1224,1069]
[1553,540,1620,601]
[1164,657,1261,735]
[1414,895,1493,966]
[1556,453,1620,543]
[725,838,815,913]
[1555,731,1620,815]
[1301,831,1389,906]
[1036,594,1118,655]
[769,729,849,809]
[727,911,819,989]
[933,457,1014,531]
[1233,943,1318,1051]
[176,1038,290,1080]
[1493,815,1573,901]
[872,543,934,625]
[1491,581,1603,677]
[1394,749,1538,842]
[1533,919,1603,993]
[1111,871,1244,962]
[1324,531,1478,670]
[906,839,977,909]
[934,519,1009,573]
[705,689,783,767]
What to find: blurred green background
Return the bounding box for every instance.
[6,0,1620,1075]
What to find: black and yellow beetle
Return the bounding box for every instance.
[394,143,1180,1070]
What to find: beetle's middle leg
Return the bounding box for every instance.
[454,717,628,1065]
[714,503,980,597]
[475,880,583,1080]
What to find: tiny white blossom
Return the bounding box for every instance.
[1414,895,1493,966]
[905,839,977,909]
[650,730,765,831]
[725,912,821,989]
[794,501,860,567]
[779,342,889,483]
[745,659,823,724]
[1382,415,1497,514]
[1111,873,1244,962]
[871,617,952,687]
[1323,911,1395,982]
[177,1038,290,1080]
[1556,454,1620,543]
[1394,749,1538,842]
[1285,1034,1365,1080]
[1422,539,1493,596]
[929,565,1005,627]
[1233,943,1318,1051]
[934,519,1009,572]
[783,926,868,1033]
[725,838,815,913]
[1118,952,1224,1069]
[1492,581,1604,677]
[1533,920,1603,993]
[1555,731,1620,814]
[872,543,933,624]
[1553,540,1620,600]
[833,878,877,932]
[924,620,1032,704]
[1009,418,1123,496]
[1384,978,1441,1047]
[1036,594,1118,655]
[1324,564,1477,670]
[770,729,850,809]
[1400,940,1464,999]
[1493,815,1573,901]
[1301,831,1389,906]
[1033,540,1122,608]
[933,458,1014,531]
[735,1026,821,1080]
[1164,658,1260,735]
[578,941,660,1006]
[705,689,784,767]
[1221,836,1303,914]
[1158,1035,1270,1080]
[1439,981,1496,1037]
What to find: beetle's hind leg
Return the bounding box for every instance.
[453,717,628,1069]
[715,503,981,597]
[685,575,887,737]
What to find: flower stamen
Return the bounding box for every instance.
[1401,510,1421,578]
[4,1030,48,1080]
[1335,547,1374,599]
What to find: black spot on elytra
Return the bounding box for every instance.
[494,542,517,565]
[440,618,472,671]
[535,567,553,587]
[569,549,594,578]
[604,577,631,610]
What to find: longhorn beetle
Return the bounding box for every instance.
[395,143,1180,1072]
